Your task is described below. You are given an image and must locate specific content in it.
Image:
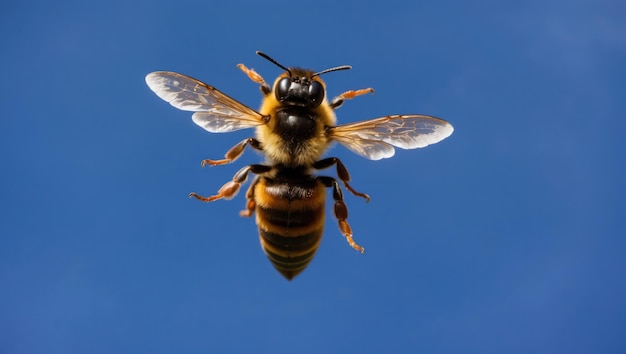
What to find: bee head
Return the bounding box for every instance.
[256,51,351,108]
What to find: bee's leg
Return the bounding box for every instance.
[329,88,374,109]
[236,63,271,95]
[239,175,260,217]
[312,157,370,202]
[190,164,271,203]
[201,138,263,167]
[318,176,365,253]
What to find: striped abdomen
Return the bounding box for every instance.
[254,175,326,280]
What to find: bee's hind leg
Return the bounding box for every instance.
[239,175,260,217]
[317,176,365,254]
[313,157,370,202]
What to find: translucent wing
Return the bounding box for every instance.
[145,71,267,133]
[329,115,454,160]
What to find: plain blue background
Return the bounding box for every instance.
[1,1,624,353]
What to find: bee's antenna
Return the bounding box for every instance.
[256,51,292,77]
[312,65,352,77]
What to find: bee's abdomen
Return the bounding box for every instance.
[258,227,323,280]
[255,177,326,280]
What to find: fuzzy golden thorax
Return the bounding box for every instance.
[255,69,337,168]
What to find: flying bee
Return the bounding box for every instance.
[145,51,454,280]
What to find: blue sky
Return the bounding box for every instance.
[1,1,624,353]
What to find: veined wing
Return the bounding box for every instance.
[145,71,267,133]
[329,114,454,160]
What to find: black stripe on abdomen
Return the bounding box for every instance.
[258,205,323,230]
[260,228,322,253]
[259,228,322,280]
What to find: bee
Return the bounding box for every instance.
[145,51,453,280]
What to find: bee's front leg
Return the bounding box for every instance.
[329,88,374,109]
[237,63,271,95]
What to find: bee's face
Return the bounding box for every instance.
[273,69,325,108]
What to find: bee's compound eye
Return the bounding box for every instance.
[276,77,291,101]
[308,81,324,107]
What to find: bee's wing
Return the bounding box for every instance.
[329,115,454,160]
[145,71,267,133]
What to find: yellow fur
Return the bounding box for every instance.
[255,73,337,167]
